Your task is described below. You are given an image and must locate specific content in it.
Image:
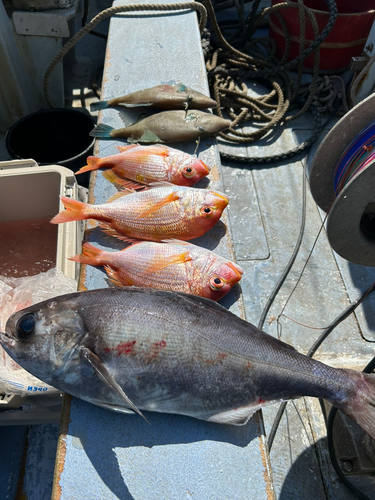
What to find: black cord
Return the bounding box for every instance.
[267,281,375,451]
[82,0,108,40]
[257,157,307,330]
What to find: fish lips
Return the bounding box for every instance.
[0,331,16,350]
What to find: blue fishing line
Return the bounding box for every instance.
[333,120,375,197]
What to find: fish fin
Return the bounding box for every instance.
[90,100,109,112]
[103,265,126,287]
[92,400,135,415]
[147,181,176,188]
[207,405,258,425]
[137,192,179,218]
[336,370,375,441]
[98,222,134,243]
[116,144,140,152]
[161,239,193,246]
[79,347,150,424]
[130,113,149,125]
[68,242,104,266]
[89,123,114,138]
[75,156,102,175]
[121,102,153,108]
[102,170,146,190]
[137,130,164,144]
[176,83,188,92]
[105,189,135,204]
[130,145,171,157]
[50,196,88,224]
[142,251,192,274]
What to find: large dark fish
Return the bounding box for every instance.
[90,83,217,112]
[89,110,230,144]
[1,288,374,438]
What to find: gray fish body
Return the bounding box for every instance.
[2,288,375,435]
[111,110,230,143]
[108,84,217,110]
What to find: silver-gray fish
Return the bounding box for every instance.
[89,110,230,144]
[1,288,374,438]
[90,83,217,112]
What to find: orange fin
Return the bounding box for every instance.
[142,251,192,274]
[50,196,88,224]
[102,170,146,190]
[104,265,127,287]
[68,242,104,266]
[137,192,179,218]
[116,144,140,152]
[106,189,135,204]
[161,239,193,246]
[75,157,102,175]
[125,145,171,158]
[98,222,136,243]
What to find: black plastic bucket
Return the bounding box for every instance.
[6,108,95,188]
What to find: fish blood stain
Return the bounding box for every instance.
[117,340,137,356]
[104,341,137,356]
[218,353,227,365]
[148,340,167,362]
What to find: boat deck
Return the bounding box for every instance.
[1,0,374,499]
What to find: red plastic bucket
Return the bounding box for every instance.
[269,0,375,72]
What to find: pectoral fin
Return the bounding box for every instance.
[137,130,164,144]
[93,400,135,415]
[102,170,146,191]
[142,251,192,274]
[79,347,149,424]
[137,192,179,218]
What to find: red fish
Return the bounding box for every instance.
[50,185,228,242]
[75,144,210,189]
[69,240,243,301]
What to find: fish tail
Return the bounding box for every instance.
[90,100,109,112]
[75,157,103,175]
[89,124,114,138]
[336,370,375,440]
[68,243,105,266]
[50,196,89,224]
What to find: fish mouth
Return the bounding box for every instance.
[227,262,243,279]
[0,332,15,348]
[213,192,229,203]
[202,162,211,174]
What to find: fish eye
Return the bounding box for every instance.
[201,206,213,216]
[16,313,36,339]
[210,276,225,290]
[183,166,195,178]
[197,126,205,132]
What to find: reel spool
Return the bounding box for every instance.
[310,93,375,267]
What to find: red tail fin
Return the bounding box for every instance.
[68,243,105,266]
[75,157,102,175]
[50,196,89,224]
[337,370,375,440]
